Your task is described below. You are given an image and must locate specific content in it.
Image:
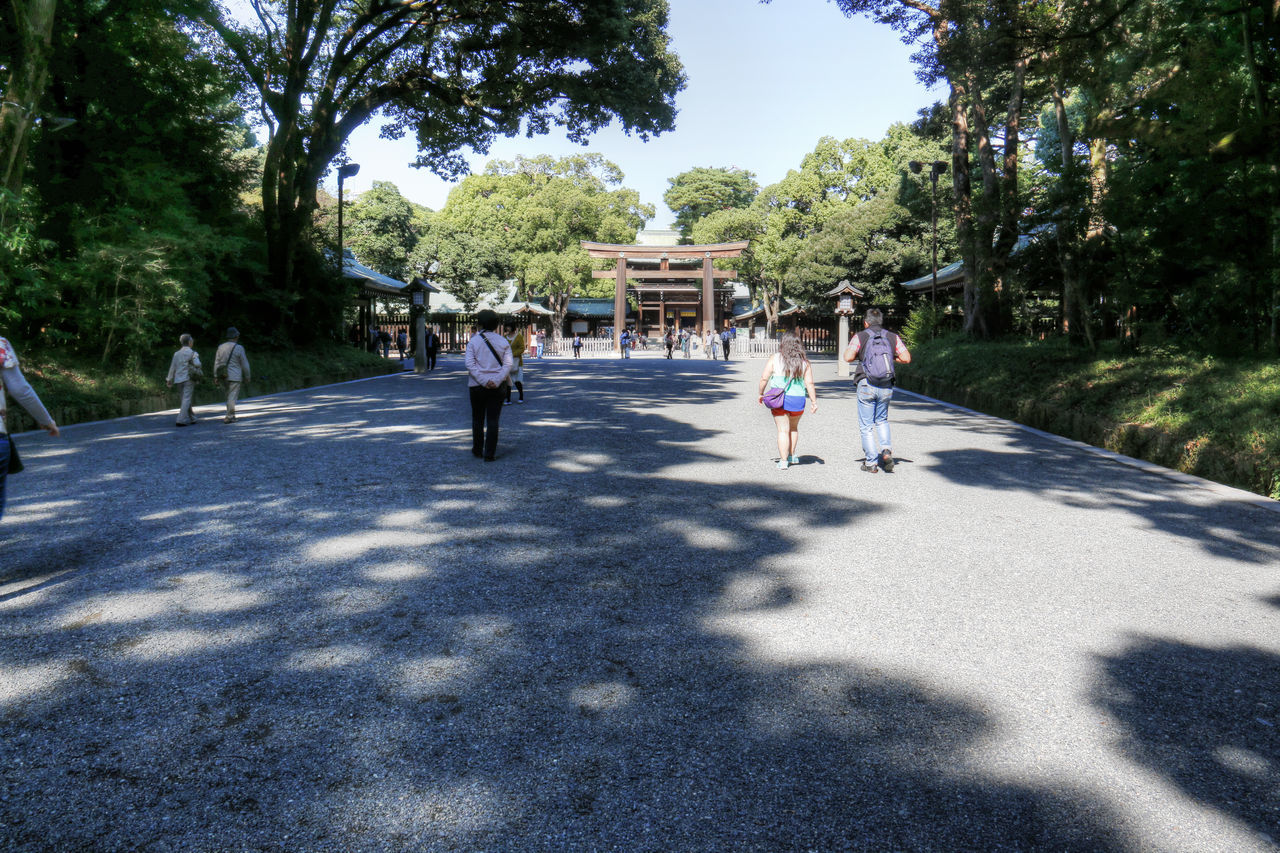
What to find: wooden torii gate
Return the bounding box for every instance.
[581,240,749,352]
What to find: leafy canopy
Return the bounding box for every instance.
[663,166,759,240]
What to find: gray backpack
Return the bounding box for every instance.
[860,328,896,387]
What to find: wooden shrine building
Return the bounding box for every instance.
[581,237,749,350]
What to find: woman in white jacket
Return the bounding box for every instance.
[165,333,202,426]
[1,336,60,521]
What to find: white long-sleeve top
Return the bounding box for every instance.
[165,346,201,384]
[214,340,251,382]
[0,337,55,434]
[465,331,513,388]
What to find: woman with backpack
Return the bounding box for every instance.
[757,333,817,470]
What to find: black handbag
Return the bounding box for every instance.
[5,433,22,474]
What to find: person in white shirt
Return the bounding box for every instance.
[464,310,513,461]
[165,333,202,426]
[0,336,60,521]
[213,327,251,424]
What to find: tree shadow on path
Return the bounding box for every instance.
[0,360,1151,850]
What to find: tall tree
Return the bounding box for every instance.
[410,218,509,312]
[0,0,58,218]
[439,153,651,337]
[188,0,684,337]
[344,181,418,282]
[2,0,264,360]
[663,165,759,240]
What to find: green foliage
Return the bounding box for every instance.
[186,0,685,316]
[663,166,759,240]
[3,1,269,363]
[906,335,1280,497]
[345,182,418,282]
[0,188,55,327]
[436,153,651,314]
[900,302,950,347]
[411,218,511,312]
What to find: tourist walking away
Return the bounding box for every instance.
[572,333,583,358]
[424,327,440,370]
[758,333,817,470]
[465,310,513,461]
[0,335,61,522]
[396,328,408,360]
[664,331,675,358]
[379,328,392,358]
[842,308,912,473]
[721,328,733,361]
[213,327,251,424]
[620,329,631,358]
[536,330,546,358]
[166,333,203,427]
[505,325,526,404]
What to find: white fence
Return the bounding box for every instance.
[543,336,782,358]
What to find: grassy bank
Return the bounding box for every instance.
[7,342,398,432]
[898,335,1280,499]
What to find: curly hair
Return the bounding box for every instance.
[778,332,807,379]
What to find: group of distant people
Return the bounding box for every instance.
[164,327,252,426]
[656,327,736,360]
[0,309,909,522]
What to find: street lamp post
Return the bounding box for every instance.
[909,160,947,305]
[336,162,360,275]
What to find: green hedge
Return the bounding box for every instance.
[897,335,1280,500]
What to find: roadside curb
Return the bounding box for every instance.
[896,387,1280,514]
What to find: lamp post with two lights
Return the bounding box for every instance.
[908,160,948,305]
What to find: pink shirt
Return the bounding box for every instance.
[847,327,910,360]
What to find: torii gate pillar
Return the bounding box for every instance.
[702,254,715,336]
[614,253,627,353]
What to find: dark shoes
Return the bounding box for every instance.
[860,462,878,473]
[878,450,895,473]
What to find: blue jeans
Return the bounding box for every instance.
[856,380,894,465]
[0,436,9,521]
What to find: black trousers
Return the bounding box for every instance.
[470,385,505,458]
[426,349,438,370]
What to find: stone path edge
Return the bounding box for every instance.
[17,369,408,437]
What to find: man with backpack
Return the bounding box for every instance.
[842,308,911,473]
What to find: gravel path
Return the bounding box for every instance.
[2,354,1278,852]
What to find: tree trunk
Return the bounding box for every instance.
[0,0,58,222]
[949,78,979,337]
[549,289,570,346]
[994,55,1027,294]
[967,70,998,337]
[1051,84,1094,349]
[1240,6,1280,351]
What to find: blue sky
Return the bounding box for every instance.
[336,0,944,228]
